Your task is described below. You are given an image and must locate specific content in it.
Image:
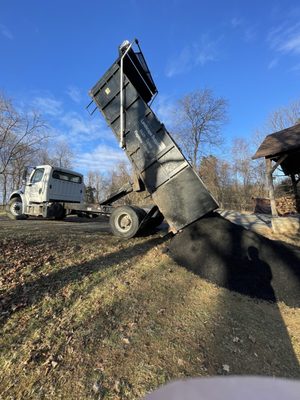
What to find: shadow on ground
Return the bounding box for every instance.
[169,212,300,307]
[169,212,300,378]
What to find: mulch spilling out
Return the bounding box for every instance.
[169,212,300,306]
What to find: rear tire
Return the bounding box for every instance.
[53,204,66,220]
[109,205,146,238]
[7,197,27,220]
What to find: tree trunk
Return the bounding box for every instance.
[2,173,7,205]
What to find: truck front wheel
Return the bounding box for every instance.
[7,197,27,220]
[109,206,146,238]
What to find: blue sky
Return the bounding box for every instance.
[1,0,300,175]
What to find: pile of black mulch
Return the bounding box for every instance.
[169,212,300,306]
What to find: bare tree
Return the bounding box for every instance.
[52,141,73,168]
[87,170,108,203]
[107,161,132,204]
[199,155,232,208]
[229,138,267,211]
[37,147,53,166]
[0,93,48,203]
[174,89,228,169]
[264,99,300,133]
[104,161,148,206]
[37,141,74,169]
[231,138,254,209]
[0,94,47,175]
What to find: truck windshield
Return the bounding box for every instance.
[52,170,82,184]
[31,168,45,184]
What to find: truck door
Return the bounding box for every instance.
[26,167,46,203]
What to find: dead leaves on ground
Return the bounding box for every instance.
[1,239,58,286]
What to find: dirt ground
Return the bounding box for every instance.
[169,213,300,306]
[0,214,300,399]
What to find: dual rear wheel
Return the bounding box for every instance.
[109,206,146,239]
[109,205,164,238]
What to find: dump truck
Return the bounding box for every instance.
[7,163,164,236]
[88,39,218,233]
[7,39,218,238]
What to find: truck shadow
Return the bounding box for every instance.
[169,213,300,307]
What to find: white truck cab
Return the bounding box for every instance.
[8,165,84,219]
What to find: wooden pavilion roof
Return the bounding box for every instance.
[252,123,300,160]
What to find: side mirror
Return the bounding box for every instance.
[22,167,28,185]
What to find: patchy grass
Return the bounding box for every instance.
[0,217,300,399]
[265,231,300,248]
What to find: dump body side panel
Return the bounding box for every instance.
[89,50,218,231]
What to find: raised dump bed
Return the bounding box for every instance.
[89,39,218,232]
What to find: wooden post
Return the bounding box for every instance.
[291,174,300,213]
[291,174,298,197]
[266,158,278,217]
